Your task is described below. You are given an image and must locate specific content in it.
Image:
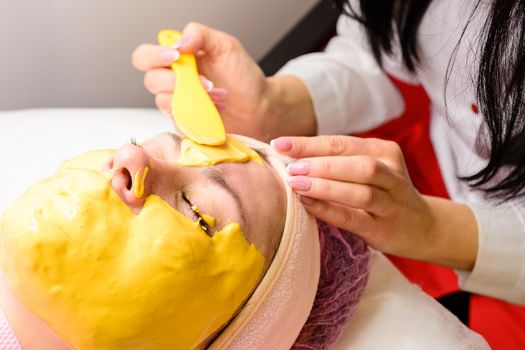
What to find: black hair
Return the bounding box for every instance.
[333,0,525,201]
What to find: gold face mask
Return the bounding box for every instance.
[0,150,265,350]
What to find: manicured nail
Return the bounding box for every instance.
[159,49,180,63]
[287,162,310,175]
[199,76,214,91]
[286,176,311,191]
[300,196,315,205]
[215,103,226,113]
[208,87,229,100]
[270,138,293,152]
[171,37,189,50]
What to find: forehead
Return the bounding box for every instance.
[142,132,270,164]
[140,133,181,159]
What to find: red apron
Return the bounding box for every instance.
[356,77,525,349]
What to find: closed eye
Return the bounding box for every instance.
[181,192,211,235]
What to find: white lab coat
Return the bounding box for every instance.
[278,0,525,305]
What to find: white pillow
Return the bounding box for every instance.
[0,108,171,212]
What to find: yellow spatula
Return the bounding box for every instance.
[158,29,226,146]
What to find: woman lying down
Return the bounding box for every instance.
[0,133,486,350]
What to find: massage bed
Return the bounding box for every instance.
[0,108,489,349]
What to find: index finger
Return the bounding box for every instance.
[132,44,178,72]
[290,155,399,190]
[271,135,382,158]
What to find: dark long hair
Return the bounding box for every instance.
[333,0,525,201]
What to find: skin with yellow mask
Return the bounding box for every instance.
[0,133,286,350]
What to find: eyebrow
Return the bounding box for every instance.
[199,168,247,228]
[166,132,182,145]
[165,132,248,227]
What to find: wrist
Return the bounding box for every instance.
[255,77,282,141]
[259,76,317,141]
[422,196,478,271]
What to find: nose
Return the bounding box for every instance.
[110,144,151,212]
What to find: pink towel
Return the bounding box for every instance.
[0,310,21,350]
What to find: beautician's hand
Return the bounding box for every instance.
[132,22,317,141]
[273,135,478,271]
[133,22,269,140]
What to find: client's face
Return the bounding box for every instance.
[0,133,286,350]
[108,133,285,258]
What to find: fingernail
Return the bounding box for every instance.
[286,176,311,191]
[270,138,293,152]
[287,162,310,176]
[159,49,180,63]
[199,76,214,91]
[215,103,226,113]
[208,87,229,100]
[171,37,189,50]
[300,196,315,205]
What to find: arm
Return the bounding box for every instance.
[276,14,412,136]
[273,135,525,305]
[133,14,408,141]
[261,75,317,138]
[421,198,525,305]
[420,196,478,271]
[132,23,317,141]
[258,11,408,138]
[455,202,525,304]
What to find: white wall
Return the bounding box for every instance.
[0,0,317,110]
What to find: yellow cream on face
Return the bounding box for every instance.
[191,205,216,228]
[180,135,263,167]
[133,166,149,198]
[0,151,265,350]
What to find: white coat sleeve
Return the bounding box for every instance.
[457,202,525,304]
[276,14,414,135]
